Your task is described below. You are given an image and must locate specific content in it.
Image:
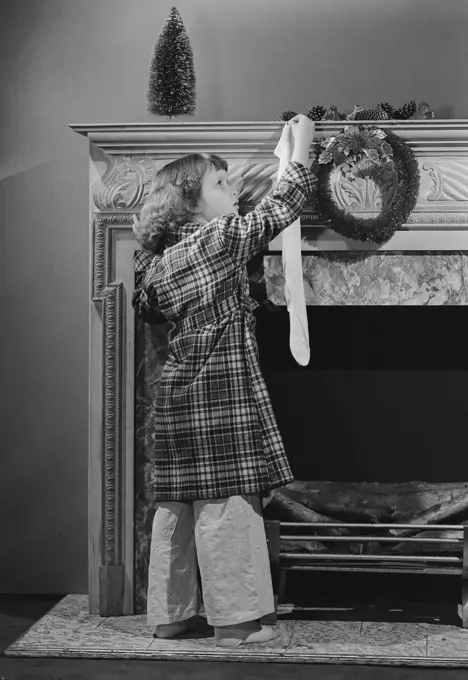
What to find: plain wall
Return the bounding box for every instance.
[1,0,467,594]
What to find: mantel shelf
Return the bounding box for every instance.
[70,120,468,157]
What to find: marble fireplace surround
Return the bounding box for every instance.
[70,120,468,617]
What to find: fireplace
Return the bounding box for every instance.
[70,120,468,617]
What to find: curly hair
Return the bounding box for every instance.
[133,153,229,253]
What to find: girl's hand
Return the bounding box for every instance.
[288,114,315,149]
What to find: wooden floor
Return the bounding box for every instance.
[1,594,468,679]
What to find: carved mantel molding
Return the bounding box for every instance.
[99,283,124,615]
[92,216,133,302]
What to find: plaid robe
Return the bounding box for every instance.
[133,161,315,501]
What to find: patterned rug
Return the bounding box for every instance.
[4,594,468,667]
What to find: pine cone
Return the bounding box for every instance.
[378,102,396,118]
[396,100,417,120]
[277,110,297,122]
[353,107,390,121]
[307,105,326,121]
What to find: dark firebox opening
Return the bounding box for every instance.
[254,305,468,483]
[254,305,468,614]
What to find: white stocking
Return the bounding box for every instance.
[273,123,310,367]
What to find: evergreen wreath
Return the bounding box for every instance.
[310,125,420,244]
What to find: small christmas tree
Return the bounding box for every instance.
[146,7,196,118]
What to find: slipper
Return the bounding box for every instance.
[154,615,201,639]
[154,614,213,639]
[215,624,277,648]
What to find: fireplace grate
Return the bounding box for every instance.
[262,520,468,627]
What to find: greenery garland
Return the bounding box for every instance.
[309,125,420,244]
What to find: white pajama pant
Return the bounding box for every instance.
[147,494,275,628]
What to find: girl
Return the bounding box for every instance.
[132,114,315,648]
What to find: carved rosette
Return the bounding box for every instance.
[102,283,124,567]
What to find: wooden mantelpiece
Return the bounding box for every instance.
[70,121,468,616]
[71,119,468,156]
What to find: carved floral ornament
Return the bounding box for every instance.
[91,156,279,213]
[91,154,468,215]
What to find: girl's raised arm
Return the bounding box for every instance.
[217,161,315,268]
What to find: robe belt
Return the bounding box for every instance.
[175,293,254,334]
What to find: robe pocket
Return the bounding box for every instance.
[152,503,184,542]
